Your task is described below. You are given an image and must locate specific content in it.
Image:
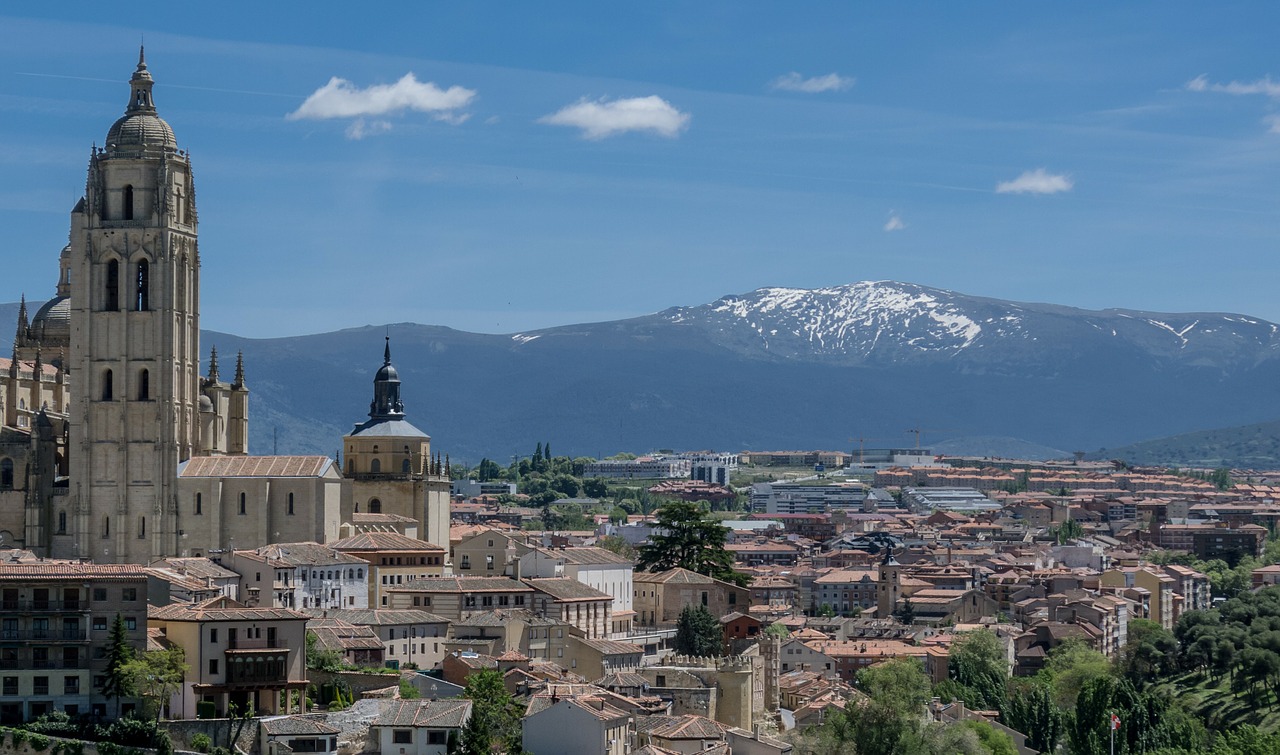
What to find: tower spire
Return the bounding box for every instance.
[368,338,405,421]
[233,350,246,389]
[15,295,28,346]
[208,346,220,382]
[126,44,156,114]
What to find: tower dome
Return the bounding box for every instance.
[104,46,177,154]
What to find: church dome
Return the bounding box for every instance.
[375,362,400,382]
[29,295,70,344]
[105,113,177,152]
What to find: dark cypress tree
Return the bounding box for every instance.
[102,613,136,718]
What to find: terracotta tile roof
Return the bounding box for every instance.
[303,608,450,626]
[149,557,238,580]
[150,595,309,622]
[553,547,633,566]
[636,714,727,740]
[571,636,645,656]
[329,532,446,552]
[261,716,341,736]
[523,577,612,602]
[375,699,472,729]
[351,513,418,524]
[0,562,148,581]
[179,455,333,478]
[237,542,366,567]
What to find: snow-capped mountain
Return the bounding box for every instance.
[655,281,1280,370]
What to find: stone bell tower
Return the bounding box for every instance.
[66,49,200,563]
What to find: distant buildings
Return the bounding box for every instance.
[584,457,692,480]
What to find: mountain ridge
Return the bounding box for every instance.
[5,281,1280,463]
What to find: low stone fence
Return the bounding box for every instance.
[0,728,157,755]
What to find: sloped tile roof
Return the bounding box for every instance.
[179,455,333,478]
[375,699,471,728]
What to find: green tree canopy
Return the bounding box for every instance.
[673,604,722,657]
[121,646,187,721]
[637,500,749,586]
[461,669,522,755]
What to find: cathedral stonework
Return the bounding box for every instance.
[4,52,449,565]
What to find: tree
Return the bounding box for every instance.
[102,613,136,718]
[895,598,916,625]
[945,629,1007,711]
[956,720,1018,755]
[764,623,790,640]
[305,631,345,672]
[461,669,522,755]
[1002,678,1065,753]
[636,500,749,586]
[673,605,722,657]
[1039,638,1111,710]
[583,477,609,498]
[121,646,187,720]
[598,535,638,560]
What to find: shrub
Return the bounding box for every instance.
[190,733,212,753]
[24,712,82,740]
[12,729,28,749]
[29,733,50,752]
[195,701,217,720]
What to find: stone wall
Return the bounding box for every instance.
[0,730,157,755]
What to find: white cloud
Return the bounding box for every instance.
[538,96,690,140]
[288,73,476,131]
[1267,115,1280,133]
[770,72,855,93]
[345,119,392,140]
[884,214,906,232]
[1185,74,1280,98]
[995,168,1074,195]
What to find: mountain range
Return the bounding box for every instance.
[5,281,1280,464]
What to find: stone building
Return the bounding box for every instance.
[4,53,450,563]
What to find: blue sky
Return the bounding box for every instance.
[2,4,1279,338]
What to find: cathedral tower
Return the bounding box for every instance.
[66,50,200,563]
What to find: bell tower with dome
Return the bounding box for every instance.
[65,48,201,563]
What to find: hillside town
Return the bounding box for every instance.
[6,49,1280,755]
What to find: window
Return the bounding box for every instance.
[134,260,148,311]
[195,493,202,515]
[239,492,246,515]
[392,731,412,745]
[64,677,79,694]
[138,517,145,539]
[209,628,218,643]
[402,459,411,474]
[288,493,295,515]
[1,678,15,696]
[101,516,110,538]
[514,595,525,606]
[92,588,107,602]
[208,659,219,675]
[105,259,119,311]
[427,732,445,745]
[370,459,381,474]
[701,592,708,606]
[102,369,113,401]
[57,511,66,534]
[137,368,149,400]
[122,588,137,601]
[124,618,136,630]
[33,677,48,696]
[0,459,11,490]
[729,593,737,605]
[92,617,107,631]
[369,498,381,514]
[122,185,134,220]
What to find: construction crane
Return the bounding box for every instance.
[848,435,891,465]
[904,426,958,450]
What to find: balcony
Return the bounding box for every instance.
[0,630,87,642]
[0,600,84,612]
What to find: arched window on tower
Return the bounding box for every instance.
[0,459,13,490]
[57,511,66,534]
[105,259,120,311]
[122,185,134,221]
[370,459,381,474]
[369,498,382,514]
[138,517,145,539]
[134,260,149,311]
[102,369,113,401]
[137,369,149,401]
[402,458,412,474]
[102,516,110,538]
